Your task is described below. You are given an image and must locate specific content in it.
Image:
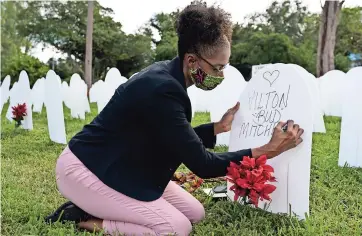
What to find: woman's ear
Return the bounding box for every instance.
[185,54,197,67]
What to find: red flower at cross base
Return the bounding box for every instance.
[226,155,277,207]
[11,103,27,128]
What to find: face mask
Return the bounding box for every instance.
[190,67,224,91]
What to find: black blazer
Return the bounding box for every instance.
[68,57,252,202]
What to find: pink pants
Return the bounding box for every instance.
[55,147,205,236]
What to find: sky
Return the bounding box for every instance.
[30,0,362,63]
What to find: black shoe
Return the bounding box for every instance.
[44,201,92,224]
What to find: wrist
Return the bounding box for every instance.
[251,143,278,159]
[213,122,225,135]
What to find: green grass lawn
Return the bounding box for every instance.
[1,103,362,235]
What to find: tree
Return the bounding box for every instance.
[85,1,94,90]
[245,0,311,45]
[230,1,318,76]
[336,7,362,55]
[3,53,49,87]
[316,0,345,77]
[231,32,301,65]
[148,12,179,61]
[47,57,83,83]
[4,0,360,83]
[1,1,49,85]
[335,6,362,71]
[19,1,154,79]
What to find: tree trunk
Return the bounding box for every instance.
[316,0,344,77]
[84,1,94,92]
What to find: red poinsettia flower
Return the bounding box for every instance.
[256,155,274,171]
[259,184,276,201]
[269,176,277,182]
[229,161,241,170]
[226,155,278,207]
[227,161,249,184]
[11,103,27,127]
[12,103,27,118]
[251,166,263,177]
[262,169,277,182]
[230,184,247,201]
[255,154,267,166]
[235,170,265,191]
[240,156,256,169]
[254,155,275,181]
[235,178,249,189]
[248,190,260,207]
[240,155,271,169]
[247,171,266,191]
[226,166,240,180]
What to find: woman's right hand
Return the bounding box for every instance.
[251,120,304,159]
[266,120,304,158]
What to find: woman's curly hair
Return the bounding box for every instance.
[175,1,233,59]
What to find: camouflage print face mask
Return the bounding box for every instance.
[190,67,224,91]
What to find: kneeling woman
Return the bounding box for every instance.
[45,2,303,236]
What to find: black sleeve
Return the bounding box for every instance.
[193,123,216,149]
[148,82,252,178]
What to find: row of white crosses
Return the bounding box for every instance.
[1,64,360,221]
[44,70,67,144]
[4,71,34,130]
[316,68,362,168]
[318,70,345,117]
[1,70,67,143]
[338,67,362,168]
[89,68,128,114]
[0,67,128,144]
[1,75,11,115]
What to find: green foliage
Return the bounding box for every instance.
[1,105,362,235]
[115,33,155,77]
[1,1,42,84]
[149,12,179,61]
[1,1,20,63]
[336,7,362,55]
[18,1,154,79]
[335,53,350,72]
[148,0,361,77]
[231,32,296,65]
[1,53,49,87]
[154,38,178,62]
[47,57,83,84]
[1,0,361,83]
[247,0,310,45]
[1,1,31,57]
[229,0,319,76]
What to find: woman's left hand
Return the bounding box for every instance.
[214,102,240,135]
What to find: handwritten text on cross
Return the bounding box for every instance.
[239,70,291,138]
